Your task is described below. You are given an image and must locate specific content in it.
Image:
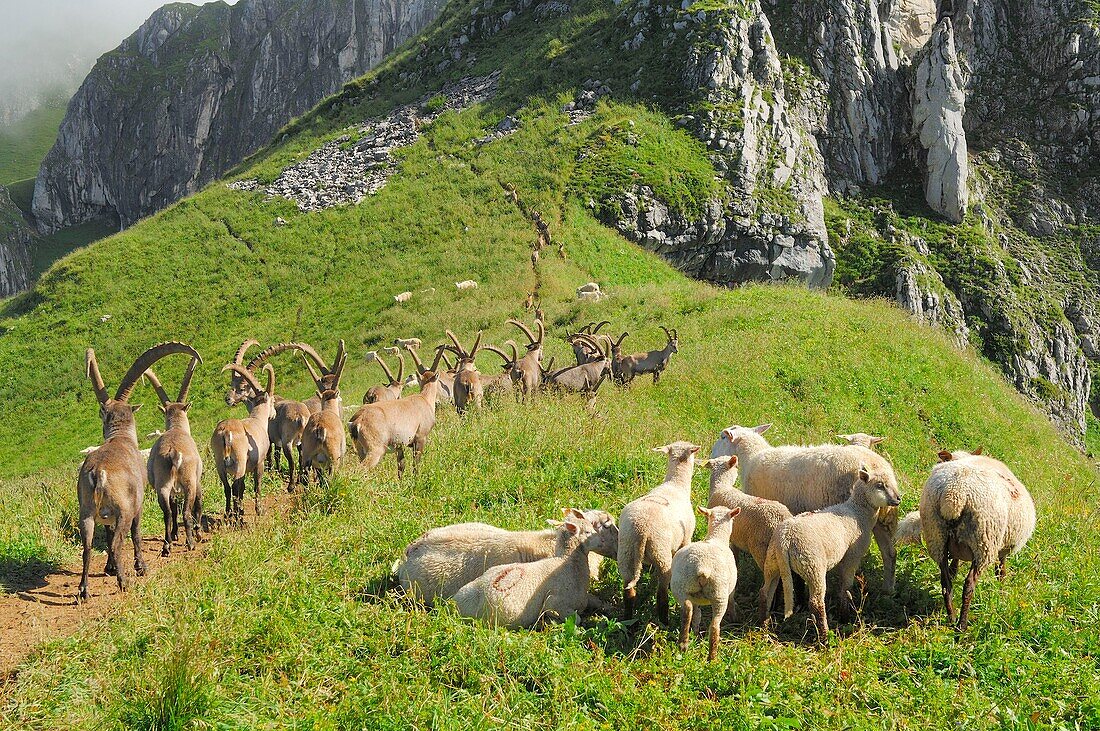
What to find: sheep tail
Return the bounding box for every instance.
[939,475,968,522]
[780,548,795,620]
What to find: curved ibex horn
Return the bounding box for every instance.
[332,340,347,382]
[592,320,610,334]
[445,330,466,357]
[440,350,455,370]
[428,344,448,373]
[246,342,330,374]
[394,348,405,383]
[535,319,545,346]
[222,363,266,395]
[469,330,483,356]
[507,319,536,345]
[298,353,323,389]
[116,342,201,403]
[86,348,109,404]
[143,369,172,405]
[177,354,202,403]
[233,339,260,366]
[374,351,397,384]
[263,363,275,397]
[573,333,603,353]
[615,331,629,347]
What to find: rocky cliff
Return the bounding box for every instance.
[32,0,448,233]
[0,186,32,298]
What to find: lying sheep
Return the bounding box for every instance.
[398,508,618,604]
[618,441,699,624]
[759,463,901,639]
[453,514,618,629]
[718,424,902,595]
[918,449,1035,630]
[393,337,422,350]
[455,280,478,291]
[702,456,792,574]
[393,291,412,303]
[671,505,742,660]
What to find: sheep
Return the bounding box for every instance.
[397,508,618,604]
[394,291,412,303]
[759,463,901,639]
[144,356,205,556]
[618,441,700,624]
[348,348,447,476]
[613,326,678,385]
[701,455,792,574]
[211,364,276,523]
[453,515,618,629]
[918,449,1036,630]
[717,424,902,595]
[78,342,199,600]
[300,388,347,485]
[836,433,887,449]
[394,337,422,350]
[455,280,478,291]
[672,505,742,660]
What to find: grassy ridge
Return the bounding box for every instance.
[0,97,67,186]
[0,0,1098,726]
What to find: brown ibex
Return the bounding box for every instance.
[542,334,612,407]
[615,326,679,385]
[443,330,484,416]
[505,318,544,399]
[349,347,448,476]
[567,321,609,365]
[78,342,198,601]
[399,339,456,403]
[212,364,275,523]
[144,351,204,557]
[300,361,347,485]
[363,347,407,404]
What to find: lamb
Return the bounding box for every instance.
[453,515,618,629]
[717,424,902,595]
[759,463,901,639]
[618,441,700,624]
[671,505,742,660]
[701,455,792,573]
[917,449,1036,630]
[397,508,618,604]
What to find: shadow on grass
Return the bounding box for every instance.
[0,554,61,594]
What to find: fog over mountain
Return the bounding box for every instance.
[0,0,235,124]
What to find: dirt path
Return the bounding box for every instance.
[0,492,291,679]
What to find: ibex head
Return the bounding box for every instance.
[224,339,260,406]
[660,325,679,353]
[223,363,276,414]
[228,340,346,404]
[144,349,202,421]
[507,318,544,352]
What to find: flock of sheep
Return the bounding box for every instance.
[75,318,1036,658]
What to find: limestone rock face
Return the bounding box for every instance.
[0,186,32,298]
[32,0,449,232]
[912,18,969,223]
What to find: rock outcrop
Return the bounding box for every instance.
[33,0,448,232]
[0,186,33,298]
[912,18,969,223]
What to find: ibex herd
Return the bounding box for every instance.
[75,318,679,600]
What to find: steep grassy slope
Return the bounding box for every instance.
[0,96,66,186]
[1,0,1098,727]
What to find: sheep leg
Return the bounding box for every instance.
[807,572,828,642]
[656,570,671,626]
[157,486,174,557]
[997,552,1008,579]
[938,547,957,622]
[708,600,727,661]
[678,601,693,652]
[623,587,637,623]
[758,570,781,626]
[872,521,897,595]
[131,512,147,577]
[957,563,983,631]
[78,515,95,602]
[652,371,660,384]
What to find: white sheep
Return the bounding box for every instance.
[759,463,901,639]
[394,291,412,303]
[618,441,700,625]
[717,424,902,595]
[453,515,618,628]
[455,280,478,291]
[397,508,618,604]
[671,505,742,660]
[918,449,1035,630]
[702,455,792,573]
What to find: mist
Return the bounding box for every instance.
[0,0,237,125]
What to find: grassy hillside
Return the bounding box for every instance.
[1,0,1098,727]
[0,96,67,187]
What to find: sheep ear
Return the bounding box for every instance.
[728,455,738,468]
[858,465,871,482]
[835,434,850,443]
[871,436,886,445]
[562,507,585,520]
[728,507,742,518]
[754,423,771,434]
[652,445,670,454]
[697,506,711,517]
[937,450,953,462]
[563,521,581,535]
[689,445,701,454]
[972,446,983,455]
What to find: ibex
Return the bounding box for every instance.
[144,350,204,557]
[603,331,630,383]
[541,334,612,407]
[348,347,448,476]
[400,340,456,404]
[567,321,609,365]
[300,388,347,485]
[212,364,275,523]
[505,318,544,399]
[482,340,521,401]
[443,330,484,416]
[614,326,679,385]
[363,347,407,404]
[78,342,198,601]
[293,340,347,416]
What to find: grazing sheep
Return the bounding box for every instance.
[918,450,1035,630]
[702,456,792,574]
[394,291,412,303]
[759,464,901,639]
[895,511,924,547]
[455,280,478,291]
[717,424,902,595]
[618,441,700,624]
[394,337,422,350]
[453,516,618,629]
[672,505,742,660]
[398,508,618,604]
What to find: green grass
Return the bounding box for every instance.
[0,0,1098,727]
[0,97,67,186]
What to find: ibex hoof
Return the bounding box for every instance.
[135,563,148,577]
[161,545,170,557]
